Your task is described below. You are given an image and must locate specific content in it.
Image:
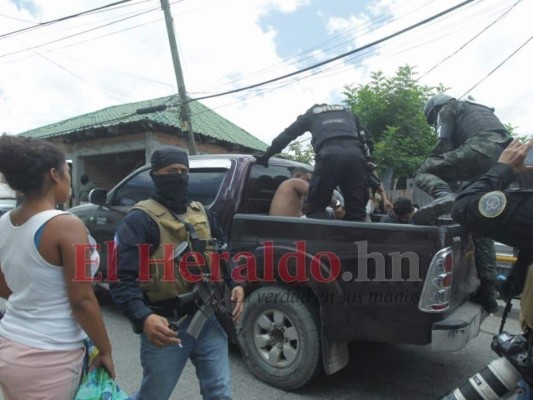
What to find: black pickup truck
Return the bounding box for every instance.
[70,154,485,390]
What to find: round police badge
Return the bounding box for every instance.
[478,191,507,218]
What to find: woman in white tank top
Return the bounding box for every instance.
[0,135,115,400]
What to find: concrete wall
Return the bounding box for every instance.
[50,129,247,206]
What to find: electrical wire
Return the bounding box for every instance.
[0,0,135,39]
[31,50,133,103]
[184,1,517,140]
[307,0,515,86]
[0,17,163,66]
[0,5,163,59]
[419,0,522,80]
[192,0,438,93]
[0,13,36,24]
[0,0,184,64]
[14,0,156,40]
[460,32,533,98]
[202,0,513,102]
[10,0,520,140]
[184,0,475,104]
[48,49,175,88]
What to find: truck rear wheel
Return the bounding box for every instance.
[240,285,322,390]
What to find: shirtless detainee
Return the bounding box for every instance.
[269,168,310,217]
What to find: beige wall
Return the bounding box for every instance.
[47,129,249,205]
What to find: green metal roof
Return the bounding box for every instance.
[19,94,267,151]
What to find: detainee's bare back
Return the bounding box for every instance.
[269,178,309,217]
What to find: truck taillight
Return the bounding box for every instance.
[419,247,453,313]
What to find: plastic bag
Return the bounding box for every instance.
[74,339,130,400]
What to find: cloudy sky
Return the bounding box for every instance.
[1,0,532,146]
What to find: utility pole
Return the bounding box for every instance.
[160,0,197,155]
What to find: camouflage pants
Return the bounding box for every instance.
[472,235,497,282]
[414,137,506,197]
[415,135,507,283]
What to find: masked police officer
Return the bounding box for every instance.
[255,104,372,221]
[110,147,244,400]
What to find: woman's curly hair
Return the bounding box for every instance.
[0,134,66,195]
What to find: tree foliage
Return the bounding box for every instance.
[343,65,446,187]
[281,141,315,165]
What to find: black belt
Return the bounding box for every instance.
[150,298,197,318]
[318,137,360,152]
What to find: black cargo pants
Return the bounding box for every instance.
[306,139,369,221]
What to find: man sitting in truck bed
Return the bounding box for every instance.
[270,168,345,219]
[269,167,310,217]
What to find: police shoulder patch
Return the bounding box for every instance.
[478,191,507,218]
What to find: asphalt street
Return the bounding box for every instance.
[0,294,525,400]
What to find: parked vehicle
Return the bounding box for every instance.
[69,154,486,390]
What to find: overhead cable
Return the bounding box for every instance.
[460,32,533,98]
[186,0,475,104]
[0,6,162,59]
[0,0,134,39]
[419,0,522,80]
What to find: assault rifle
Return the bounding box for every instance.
[172,240,248,360]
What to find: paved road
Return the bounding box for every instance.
[0,295,524,399]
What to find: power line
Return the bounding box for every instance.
[419,0,522,80]
[49,49,174,88]
[193,0,438,94]
[0,13,36,24]
[32,50,135,103]
[0,0,135,39]
[265,0,501,90]
[460,32,533,98]
[0,17,162,66]
[316,0,513,84]
[203,0,509,102]
[187,0,512,125]
[10,0,509,139]
[0,5,163,59]
[186,0,475,104]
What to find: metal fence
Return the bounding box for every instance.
[384,178,434,208]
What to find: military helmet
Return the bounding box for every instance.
[423,94,455,125]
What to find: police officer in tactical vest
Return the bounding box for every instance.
[413,94,512,313]
[452,139,533,398]
[255,104,372,221]
[414,94,512,223]
[110,147,244,400]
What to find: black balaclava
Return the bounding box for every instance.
[150,146,189,214]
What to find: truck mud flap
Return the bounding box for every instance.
[431,301,487,352]
[321,325,349,375]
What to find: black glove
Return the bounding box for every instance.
[253,152,270,168]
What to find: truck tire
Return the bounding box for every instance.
[240,285,322,390]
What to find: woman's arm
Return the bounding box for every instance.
[55,215,115,378]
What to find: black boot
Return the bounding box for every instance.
[412,192,457,225]
[470,279,499,313]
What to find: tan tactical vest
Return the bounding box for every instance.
[132,199,212,303]
[520,264,533,331]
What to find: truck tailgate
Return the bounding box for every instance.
[230,214,480,346]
